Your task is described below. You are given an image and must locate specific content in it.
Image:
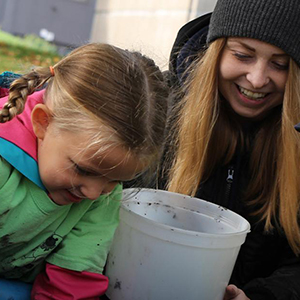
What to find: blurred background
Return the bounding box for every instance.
[0,0,217,73]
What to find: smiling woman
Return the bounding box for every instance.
[161,0,300,299]
[219,38,289,121]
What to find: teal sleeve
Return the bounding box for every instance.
[46,184,122,274]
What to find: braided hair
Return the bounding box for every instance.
[0,43,168,172]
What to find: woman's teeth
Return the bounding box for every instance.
[239,86,267,100]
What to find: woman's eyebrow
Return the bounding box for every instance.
[228,39,289,58]
[228,40,255,52]
[272,53,289,58]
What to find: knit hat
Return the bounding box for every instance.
[207,0,300,66]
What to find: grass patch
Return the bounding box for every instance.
[0,30,61,73]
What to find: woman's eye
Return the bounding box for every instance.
[272,61,289,71]
[233,52,251,60]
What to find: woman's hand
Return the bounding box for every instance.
[223,284,250,300]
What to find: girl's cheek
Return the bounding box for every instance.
[103,182,119,194]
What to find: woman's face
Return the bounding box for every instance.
[218,37,289,121]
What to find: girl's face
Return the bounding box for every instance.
[218,37,289,121]
[36,123,144,206]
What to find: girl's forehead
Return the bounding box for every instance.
[51,128,145,180]
[60,131,143,179]
[74,144,145,181]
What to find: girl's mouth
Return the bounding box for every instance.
[237,85,269,101]
[66,190,84,203]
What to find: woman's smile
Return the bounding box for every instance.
[218,38,289,120]
[237,85,269,101]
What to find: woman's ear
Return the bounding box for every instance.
[31,104,52,140]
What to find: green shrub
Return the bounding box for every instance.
[0,30,58,54]
[0,30,61,72]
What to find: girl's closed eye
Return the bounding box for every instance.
[71,161,95,176]
[71,160,122,184]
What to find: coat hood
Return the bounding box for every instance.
[169,13,211,86]
[0,90,46,190]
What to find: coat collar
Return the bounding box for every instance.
[0,90,46,190]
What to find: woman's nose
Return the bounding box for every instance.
[246,63,270,89]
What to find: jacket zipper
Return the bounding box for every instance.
[224,166,234,206]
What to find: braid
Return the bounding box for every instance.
[0,68,53,123]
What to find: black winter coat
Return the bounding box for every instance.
[166,13,300,300]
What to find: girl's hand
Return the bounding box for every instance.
[223,284,250,300]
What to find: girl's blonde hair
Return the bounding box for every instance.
[0,43,168,172]
[168,38,300,254]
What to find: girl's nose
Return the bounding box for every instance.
[80,184,103,201]
[246,63,270,89]
[80,178,118,200]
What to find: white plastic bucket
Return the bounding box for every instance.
[106,188,250,300]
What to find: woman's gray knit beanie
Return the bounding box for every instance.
[207,0,300,66]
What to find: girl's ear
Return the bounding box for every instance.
[31,104,52,140]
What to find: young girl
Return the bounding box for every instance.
[0,43,168,299]
[163,0,300,299]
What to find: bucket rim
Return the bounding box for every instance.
[121,188,251,240]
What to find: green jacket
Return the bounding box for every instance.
[0,156,121,283]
